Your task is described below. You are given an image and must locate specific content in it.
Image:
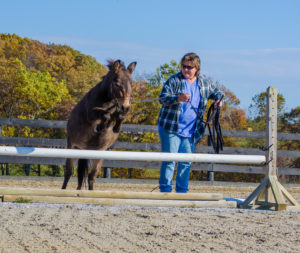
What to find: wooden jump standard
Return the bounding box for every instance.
[241,87,300,211]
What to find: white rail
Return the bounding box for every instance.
[0,146,266,165]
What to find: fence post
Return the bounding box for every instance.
[128,168,133,179]
[103,147,112,179]
[103,167,111,179]
[24,164,31,176]
[0,124,9,176]
[5,164,9,175]
[37,164,41,176]
[207,171,214,182]
[52,165,59,177]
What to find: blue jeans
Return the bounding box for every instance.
[159,128,195,193]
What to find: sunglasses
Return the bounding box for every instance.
[182,65,195,70]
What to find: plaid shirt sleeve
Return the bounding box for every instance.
[159,74,182,105]
[158,73,184,133]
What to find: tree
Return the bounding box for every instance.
[0,33,107,109]
[212,81,247,131]
[0,58,69,119]
[247,91,286,134]
[0,33,109,141]
[279,106,300,133]
[148,60,181,86]
[125,80,161,125]
[249,91,285,118]
[0,58,70,138]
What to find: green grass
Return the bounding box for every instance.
[181,203,197,208]
[13,197,32,203]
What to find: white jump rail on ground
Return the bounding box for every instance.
[0,146,266,165]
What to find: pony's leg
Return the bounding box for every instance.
[88,159,103,190]
[77,159,88,190]
[62,158,76,189]
[95,114,111,133]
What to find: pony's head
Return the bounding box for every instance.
[106,59,137,113]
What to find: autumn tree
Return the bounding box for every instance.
[125,80,161,125]
[0,33,107,139]
[0,33,107,109]
[0,58,70,137]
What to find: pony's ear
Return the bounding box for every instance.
[127,62,137,74]
[113,60,121,73]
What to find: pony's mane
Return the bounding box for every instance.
[107,59,126,70]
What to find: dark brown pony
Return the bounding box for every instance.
[62,60,136,190]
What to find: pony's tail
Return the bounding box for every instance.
[77,159,88,190]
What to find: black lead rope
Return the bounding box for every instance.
[206,98,224,154]
[189,96,224,154]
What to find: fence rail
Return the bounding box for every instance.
[1,118,300,140]
[0,118,299,177]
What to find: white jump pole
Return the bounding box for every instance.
[0,146,266,165]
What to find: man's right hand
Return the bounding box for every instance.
[177,93,191,102]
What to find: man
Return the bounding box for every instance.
[158,52,224,193]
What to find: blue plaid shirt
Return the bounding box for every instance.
[158,72,224,143]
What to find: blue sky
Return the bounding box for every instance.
[1,0,300,113]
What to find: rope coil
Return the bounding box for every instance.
[190,96,224,154]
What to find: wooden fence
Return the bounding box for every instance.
[0,117,299,180]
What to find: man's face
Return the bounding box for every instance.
[181,61,197,80]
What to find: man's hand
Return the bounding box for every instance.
[177,93,191,102]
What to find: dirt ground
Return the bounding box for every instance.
[1,176,300,253]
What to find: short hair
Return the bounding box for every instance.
[180,52,201,76]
